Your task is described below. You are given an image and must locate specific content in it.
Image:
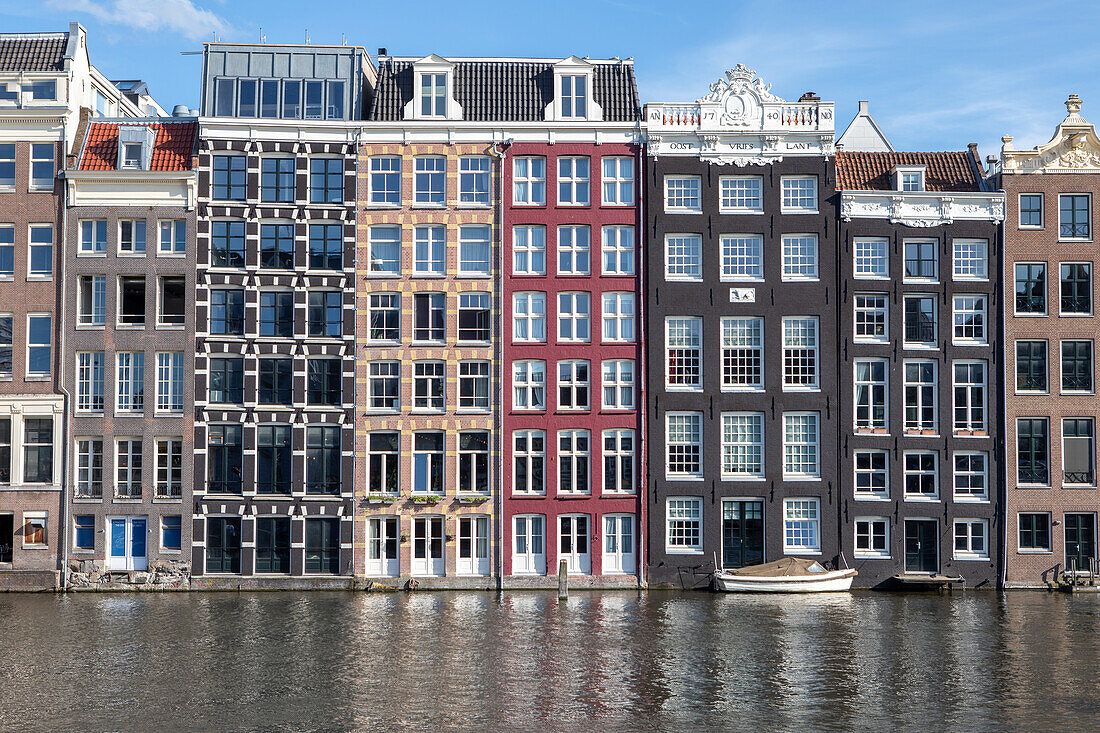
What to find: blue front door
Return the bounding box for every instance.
[108,517,148,571]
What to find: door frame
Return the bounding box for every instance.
[903,518,939,574]
[512,513,547,575]
[601,513,636,575]
[1064,512,1097,574]
[107,515,148,572]
[721,497,766,570]
[558,513,591,575]
[366,516,400,577]
[455,515,490,576]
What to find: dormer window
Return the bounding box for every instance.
[893,165,926,192]
[420,74,446,117]
[116,125,155,171]
[561,75,587,118]
[121,143,142,169]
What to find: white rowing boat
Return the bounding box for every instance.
[714,557,857,593]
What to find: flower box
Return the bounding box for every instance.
[366,494,397,505]
[457,495,489,505]
[411,494,443,505]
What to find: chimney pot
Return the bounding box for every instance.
[858,100,869,114]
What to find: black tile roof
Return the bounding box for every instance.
[0,35,68,72]
[368,59,641,122]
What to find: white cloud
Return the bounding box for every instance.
[45,0,232,42]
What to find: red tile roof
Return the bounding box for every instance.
[835,150,980,192]
[78,120,197,171]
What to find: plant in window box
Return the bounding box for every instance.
[411,494,442,505]
[457,494,488,505]
[400,533,409,543]
[445,534,455,542]
[365,493,396,504]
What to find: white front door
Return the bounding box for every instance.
[456,516,489,576]
[512,515,546,575]
[366,517,399,577]
[559,514,591,575]
[108,516,147,571]
[412,516,444,576]
[602,513,635,574]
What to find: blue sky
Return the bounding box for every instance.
[1,0,1097,157]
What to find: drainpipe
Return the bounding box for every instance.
[489,138,508,590]
[57,116,72,591]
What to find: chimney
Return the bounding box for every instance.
[858,100,869,115]
[798,91,820,102]
[172,104,190,117]
[377,47,387,58]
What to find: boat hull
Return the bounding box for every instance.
[714,569,857,593]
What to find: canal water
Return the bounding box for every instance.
[1,590,1098,730]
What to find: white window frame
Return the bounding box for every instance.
[158,219,186,255]
[782,412,820,480]
[558,225,591,276]
[413,155,446,205]
[719,176,763,213]
[155,352,184,413]
[556,359,590,411]
[601,359,635,410]
[557,292,591,343]
[854,517,890,559]
[557,429,590,495]
[664,176,701,213]
[601,225,634,275]
[367,225,401,276]
[557,156,590,206]
[721,412,764,480]
[76,352,104,413]
[853,358,888,431]
[903,451,939,500]
[413,225,445,275]
[664,234,702,281]
[601,292,634,343]
[953,519,990,560]
[782,317,819,391]
[513,430,546,496]
[458,155,491,206]
[721,317,763,391]
[665,497,702,553]
[780,175,818,212]
[854,237,889,279]
[854,450,890,501]
[368,155,401,206]
[458,224,492,275]
[1018,193,1044,230]
[116,352,144,413]
[512,360,546,411]
[512,292,546,343]
[952,239,988,281]
[953,451,989,502]
[602,429,635,494]
[952,295,987,345]
[720,234,763,281]
[783,498,821,554]
[904,360,938,433]
[854,293,889,343]
[953,360,987,434]
[666,317,702,390]
[513,225,546,275]
[601,156,634,206]
[781,234,818,281]
[666,412,703,480]
[513,156,546,206]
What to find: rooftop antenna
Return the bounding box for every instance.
[305,29,310,45]
[341,33,346,46]
[259,27,266,44]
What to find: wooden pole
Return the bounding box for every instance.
[558,559,568,599]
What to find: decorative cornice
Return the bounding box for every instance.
[840,191,1004,226]
[1002,94,1100,173]
[644,63,833,164]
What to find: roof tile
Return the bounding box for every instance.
[78,120,197,172]
[835,150,981,192]
[369,59,640,122]
[0,36,67,72]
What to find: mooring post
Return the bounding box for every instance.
[558,559,568,600]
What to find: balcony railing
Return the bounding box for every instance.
[1065,471,1094,485]
[1061,296,1091,313]
[1016,294,1046,313]
[1061,223,1090,239]
[1063,374,1092,391]
[1018,465,1049,485]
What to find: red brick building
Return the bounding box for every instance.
[1001,95,1100,587]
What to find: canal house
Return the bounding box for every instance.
[644,66,839,588]
[835,137,1004,588]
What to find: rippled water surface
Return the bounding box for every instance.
[0,590,1098,730]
